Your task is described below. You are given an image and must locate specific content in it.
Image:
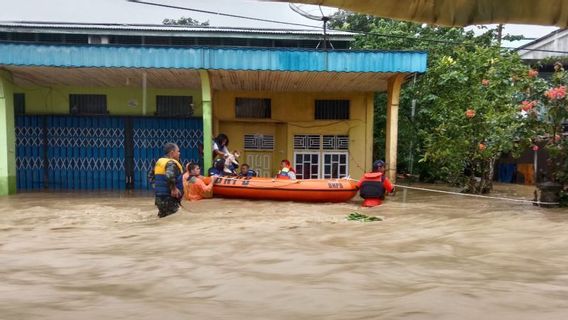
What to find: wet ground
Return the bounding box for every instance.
[0,183,567,319]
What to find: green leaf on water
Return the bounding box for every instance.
[347,212,383,222]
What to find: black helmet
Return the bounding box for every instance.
[372,160,385,172]
[214,158,225,170]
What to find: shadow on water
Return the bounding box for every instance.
[0,183,567,320]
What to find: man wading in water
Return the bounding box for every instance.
[149,143,184,218]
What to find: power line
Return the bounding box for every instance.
[127,0,568,55]
[128,0,322,29]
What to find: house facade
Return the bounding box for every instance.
[0,22,427,195]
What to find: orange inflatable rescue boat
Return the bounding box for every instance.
[210,176,358,202]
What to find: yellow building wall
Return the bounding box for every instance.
[12,85,203,116]
[214,91,373,178]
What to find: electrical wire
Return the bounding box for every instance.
[127,0,568,55]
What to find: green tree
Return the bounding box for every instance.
[418,47,536,192]
[330,12,535,193]
[163,17,210,26]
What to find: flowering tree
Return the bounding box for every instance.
[540,64,568,187]
[416,46,536,193]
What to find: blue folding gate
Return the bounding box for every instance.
[132,117,202,190]
[15,115,202,191]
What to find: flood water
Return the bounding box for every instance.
[1,183,567,320]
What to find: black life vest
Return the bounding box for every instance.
[360,176,386,200]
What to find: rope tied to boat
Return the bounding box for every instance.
[343,177,560,206]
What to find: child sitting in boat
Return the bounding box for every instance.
[276,159,296,180]
[183,163,214,201]
[239,163,257,178]
[357,160,394,207]
[208,158,226,177]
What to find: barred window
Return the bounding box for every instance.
[235,98,271,119]
[69,94,107,115]
[156,96,193,117]
[315,99,350,120]
[244,134,274,150]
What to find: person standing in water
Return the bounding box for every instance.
[357,160,394,207]
[183,163,214,201]
[151,143,184,218]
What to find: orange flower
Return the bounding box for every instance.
[520,100,537,111]
[481,79,490,86]
[479,143,486,151]
[465,109,476,118]
[528,69,539,78]
[545,86,567,100]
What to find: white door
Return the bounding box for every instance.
[246,152,272,177]
[294,152,320,179]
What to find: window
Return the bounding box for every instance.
[155,96,193,117]
[293,134,349,179]
[69,94,108,115]
[315,99,350,120]
[235,98,271,119]
[244,134,274,150]
[14,93,25,115]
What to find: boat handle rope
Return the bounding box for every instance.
[343,178,560,206]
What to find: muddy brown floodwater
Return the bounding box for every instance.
[1,183,567,320]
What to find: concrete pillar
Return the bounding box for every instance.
[385,74,405,183]
[0,70,16,195]
[365,92,374,172]
[200,70,213,168]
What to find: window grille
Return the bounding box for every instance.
[69,94,108,115]
[244,134,274,150]
[315,99,350,120]
[293,135,321,150]
[155,96,193,117]
[235,98,271,119]
[322,135,349,150]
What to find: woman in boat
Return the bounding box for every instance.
[276,159,296,180]
[212,133,230,160]
[357,160,394,207]
[183,163,214,201]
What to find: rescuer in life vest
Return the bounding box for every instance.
[151,143,184,218]
[357,160,394,207]
[276,159,296,180]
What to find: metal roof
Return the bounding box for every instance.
[0,21,356,40]
[0,43,427,73]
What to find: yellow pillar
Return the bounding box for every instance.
[365,92,374,172]
[199,70,213,168]
[385,74,405,183]
[0,70,16,195]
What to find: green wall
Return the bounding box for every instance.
[13,85,203,116]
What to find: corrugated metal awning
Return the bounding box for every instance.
[0,43,427,73]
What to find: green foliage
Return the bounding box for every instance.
[330,12,537,193]
[347,212,383,222]
[539,65,568,186]
[162,17,210,26]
